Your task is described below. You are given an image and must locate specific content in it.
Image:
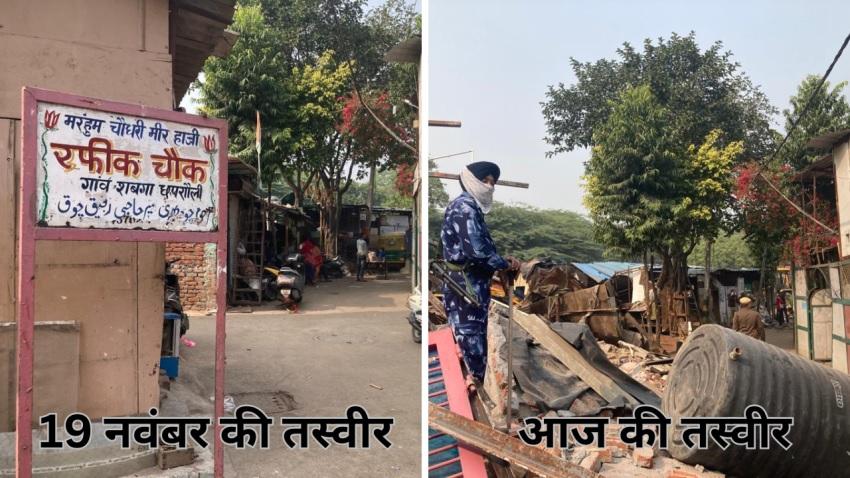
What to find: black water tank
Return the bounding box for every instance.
[662,324,850,477]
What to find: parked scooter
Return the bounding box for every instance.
[164,259,189,336]
[162,259,188,378]
[322,254,347,279]
[407,286,421,343]
[265,253,306,307]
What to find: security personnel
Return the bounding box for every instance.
[440,161,519,384]
[732,295,764,341]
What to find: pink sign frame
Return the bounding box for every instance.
[17,87,229,477]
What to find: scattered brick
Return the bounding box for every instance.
[667,470,699,478]
[586,447,614,463]
[633,447,654,468]
[579,451,602,472]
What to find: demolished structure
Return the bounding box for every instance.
[429,251,849,476]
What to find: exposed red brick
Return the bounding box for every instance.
[667,471,699,478]
[579,452,602,472]
[633,447,654,468]
[165,242,217,311]
[579,446,613,463]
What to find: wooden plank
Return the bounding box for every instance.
[430,171,529,189]
[429,119,462,128]
[492,301,638,406]
[0,120,17,321]
[137,243,164,413]
[176,0,236,26]
[428,403,599,478]
[430,328,488,477]
[470,394,515,478]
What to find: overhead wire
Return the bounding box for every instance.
[753,31,850,234]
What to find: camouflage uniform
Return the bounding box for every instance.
[441,192,508,381]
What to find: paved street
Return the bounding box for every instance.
[176,276,421,477]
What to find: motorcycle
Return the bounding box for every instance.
[407,287,422,343]
[162,259,188,378]
[164,259,188,337]
[321,254,347,279]
[265,253,306,307]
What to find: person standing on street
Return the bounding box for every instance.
[775,291,786,327]
[356,233,368,281]
[732,295,765,340]
[441,161,520,386]
[299,235,318,285]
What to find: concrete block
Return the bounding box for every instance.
[0,321,80,431]
[157,446,195,470]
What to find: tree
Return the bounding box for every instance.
[201,0,418,255]
[689,233,757,269]
[485,204,604,262]
[343,168,412,208]
[735,161,796,306]
[734,75,849,306]
[198,4,296,190]
[542,32,776,159]
[428,159,449,208]
[780,75,850,170]
[543,33,769,324]
[428,202,604,263]
[584,85,684,274]
[585,85,742,327]
[689,130,744,319]
[309,86,415,254]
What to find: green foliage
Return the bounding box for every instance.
[780,75,850,169]
[737,75,850,276]
[199,0,418,254]
[429,201,604,263]
[584,85,684,258]
[687,129,743,240]
[343,169,412,208]
[584,85,743,291]
[544,34,761,293]
[198,5,294,180]
[689,232,757,269]
[542,32,776,159]
[486,204,605,262]
[428,160,449,208]
[291,51,352,152]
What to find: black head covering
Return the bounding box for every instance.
[466,161,501,182]
[460,161,500,192]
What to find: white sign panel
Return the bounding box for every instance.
[36,102,220,231]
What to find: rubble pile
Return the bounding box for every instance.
[565,431,725,477]
[599,342,670,395]
[471,301,728,477]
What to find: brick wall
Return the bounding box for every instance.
[165,242,217,311]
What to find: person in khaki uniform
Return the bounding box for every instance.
[732,295,764,340]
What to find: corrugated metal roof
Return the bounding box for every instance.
[807,128,850,149]
[572,262,642,282]
[385,36,421,64]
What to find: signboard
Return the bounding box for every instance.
[35,102,220,231]
[17,87,229,478]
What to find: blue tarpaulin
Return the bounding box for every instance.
[572,261,642,282]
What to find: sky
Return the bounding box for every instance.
[429,0,850,214]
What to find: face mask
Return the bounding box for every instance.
[460,167,494,214]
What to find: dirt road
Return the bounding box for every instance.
[178,276,421,477]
